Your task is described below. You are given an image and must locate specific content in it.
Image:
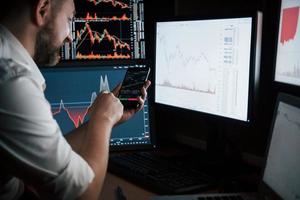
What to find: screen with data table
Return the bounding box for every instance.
[155,17,254,122]
[61,0,145,60]
[42,65,152,149]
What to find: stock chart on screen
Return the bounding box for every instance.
[61,0,145,60]
[42,65,151,147]
[155,18,253,121]
[275,0,300,86]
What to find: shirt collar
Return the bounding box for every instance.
[0,24,45,90]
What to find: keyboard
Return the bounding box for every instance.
[108,151,215,194]
[151,193,250,200]
[197,194,245,200]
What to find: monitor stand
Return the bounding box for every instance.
[206,122,243,164]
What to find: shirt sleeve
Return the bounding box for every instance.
[0,71,95,199]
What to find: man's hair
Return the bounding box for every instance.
[0,0,64,21]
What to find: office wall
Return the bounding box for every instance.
[174,0,262,16]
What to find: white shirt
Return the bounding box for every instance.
[0,25,95,200]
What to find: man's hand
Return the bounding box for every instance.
[88,91,123,126]
[112,80,151,124]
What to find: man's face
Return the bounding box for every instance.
[34,0,75,66]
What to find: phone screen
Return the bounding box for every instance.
[118,67,150,108]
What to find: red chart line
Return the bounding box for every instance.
[81,12,130,21]
[76,22,130,50]
[86,0,129,9]
[52,101,91,128]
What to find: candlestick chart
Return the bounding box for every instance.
[61,0,145,60]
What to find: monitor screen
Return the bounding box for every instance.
[41,65,153,150]
[155,17,254,122]
[262,93,300,200]
[61,0,145,60]
[274,0,300,86]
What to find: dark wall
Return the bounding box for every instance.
[144,0,300,158]
[174,0,263,16]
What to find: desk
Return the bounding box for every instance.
[99,172,156,200]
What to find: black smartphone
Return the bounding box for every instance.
[118,67,150,109]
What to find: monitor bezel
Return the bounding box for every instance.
[153,12,260,124]
[40,60,157,151]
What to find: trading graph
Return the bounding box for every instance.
[280,6,299,44]
[51,97,93,129]
[75,22,131,59]
[275,0,300,86]
[51,75,109,128]
[61,0,145,60]
[263,102,300,200]
[80,13,130,21]
[156,34,217,95]
[155,18,252,121]
[86,0,130,8]
[42,65,151,146]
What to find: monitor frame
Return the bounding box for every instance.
[153,12,261,124]
[40,60,157,151]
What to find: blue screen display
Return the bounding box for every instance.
[41,65,151,147]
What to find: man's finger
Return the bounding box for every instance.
[112,83,122,96]
[101,90,109,94]
[144,80,151,90]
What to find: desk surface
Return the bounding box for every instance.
[99,172,156,200]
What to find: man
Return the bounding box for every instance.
[0,0,150,199]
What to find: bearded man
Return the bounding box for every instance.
[0,0,150,199]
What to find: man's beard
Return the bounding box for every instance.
[34,23,61,67]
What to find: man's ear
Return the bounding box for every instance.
[34,0,51,26]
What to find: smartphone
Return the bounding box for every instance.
[118,67,150,109]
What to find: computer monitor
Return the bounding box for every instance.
[274,0,300,86]
[61,0,146,60]
[261,92,300,200]
[154,13,262,122]
[41,64,155,150]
